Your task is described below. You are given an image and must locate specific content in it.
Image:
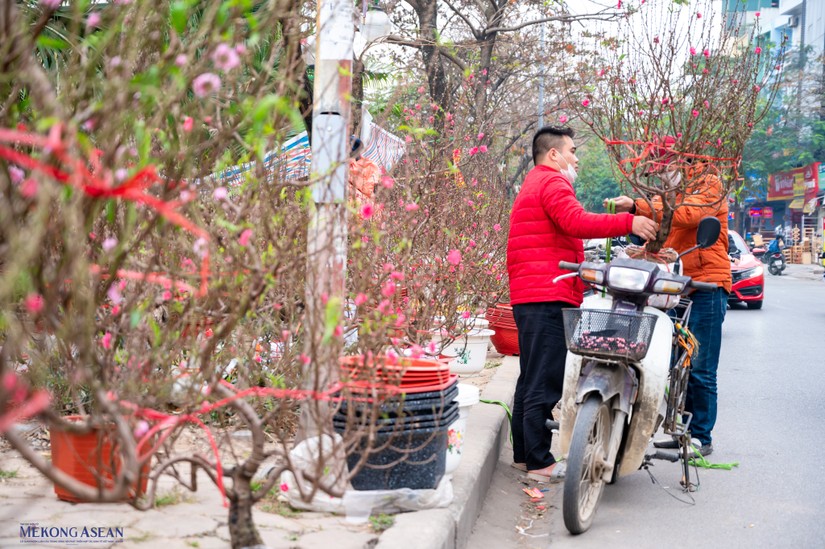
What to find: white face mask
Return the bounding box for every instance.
[553,155,578,184]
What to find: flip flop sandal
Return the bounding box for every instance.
[511,462,527,472]
[526,461,566,483]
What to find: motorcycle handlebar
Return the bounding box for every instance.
[690,280,718,292]
[558,261,580,271]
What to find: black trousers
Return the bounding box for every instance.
[511,302,569,470]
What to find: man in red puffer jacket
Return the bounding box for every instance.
[506,126,658,482]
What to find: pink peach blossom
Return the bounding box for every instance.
[238,229,252,246]
[690,47,697,56]
[213,187,228,201]
[360,204,374,219]
[754,46,762,55]
[382,281,397,297]
[559,115,568,124]
[107,285,123,304]
[192,73,221,97]
[691,110,699,118]
[212,43,241,71]
[447,249,462,266]
[86,12,101,31]
[25,293,44,314]
[581,99,590,107]
[405,203,419,212]
[102,237,118,252]
[493,223,502,232]
[354,293,368,306]
[134,420,150,438]
[183,116,194,132]
[102,332,113,350]
[9,165,24,183]
[20,178,38,198]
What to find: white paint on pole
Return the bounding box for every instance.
[318,0,354,60]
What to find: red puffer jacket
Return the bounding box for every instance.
[507,166,635,306]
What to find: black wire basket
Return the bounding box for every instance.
[562,309,658,362]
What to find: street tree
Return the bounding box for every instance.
[0,2,511,547]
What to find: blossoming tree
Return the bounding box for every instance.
[562,0,785,252]
[0,1,512,547]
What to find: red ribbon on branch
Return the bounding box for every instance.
[115,379,406,505]
[0,125,210,296]
[603,138,740,178]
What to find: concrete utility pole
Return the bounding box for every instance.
[300,0,353,441]
[538,23,545,128]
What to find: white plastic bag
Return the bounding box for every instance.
[279,435,454,520]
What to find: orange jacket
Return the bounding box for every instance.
[634,173,731,292]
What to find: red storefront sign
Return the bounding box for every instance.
[767,163,820,202]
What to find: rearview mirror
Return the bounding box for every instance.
[696,217,721,249]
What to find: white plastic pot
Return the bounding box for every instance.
[445,383,480,474]
[432,328,494,375]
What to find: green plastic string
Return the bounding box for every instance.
[687,444,740,470]
[480,398,513,444]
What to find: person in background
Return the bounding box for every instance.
[608,138,730,456]
[506,126,659,482]
[349,137,379,207]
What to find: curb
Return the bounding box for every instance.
[376,356,519,549]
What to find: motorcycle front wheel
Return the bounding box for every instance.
[563,394,612,535]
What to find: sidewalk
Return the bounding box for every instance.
[0,358,520,549]
[781,262,824,281]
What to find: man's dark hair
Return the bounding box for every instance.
[532,126,575,166]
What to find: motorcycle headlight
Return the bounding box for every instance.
[739,266,763,279]
[607,267,650,292]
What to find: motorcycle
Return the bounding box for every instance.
[552,217,720,534]
[765,236,786,276]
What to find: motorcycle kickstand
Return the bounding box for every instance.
[679,435,697,492]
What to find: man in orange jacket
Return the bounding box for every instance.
[609,146,731,456]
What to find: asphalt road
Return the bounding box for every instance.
[468,271,825,549]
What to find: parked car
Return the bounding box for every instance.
[728,230,764,309]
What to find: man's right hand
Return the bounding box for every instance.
[631,216,659,242]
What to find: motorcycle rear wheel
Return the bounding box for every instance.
[769,263,781,276]
[563,395,612,535]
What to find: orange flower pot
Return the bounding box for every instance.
[50,416,152,503]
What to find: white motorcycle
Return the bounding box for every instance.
[552,217,721,534]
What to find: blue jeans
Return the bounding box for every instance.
[685,287,728,445]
